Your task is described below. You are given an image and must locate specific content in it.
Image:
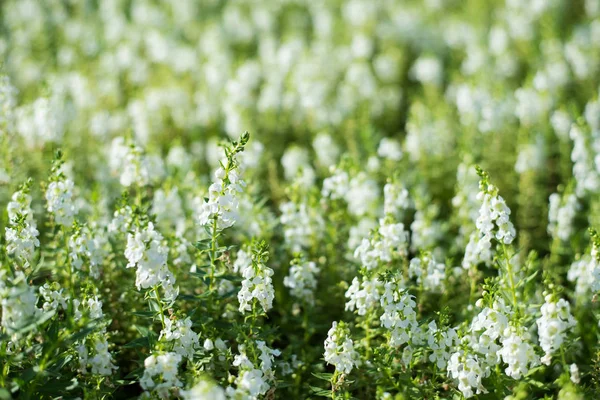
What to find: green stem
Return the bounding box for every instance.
[560,346,568,371]
[62,228,76,303]
[364,315,373,360]
[302,307,310,343]
[330,371,338,399]
[209,217,218,291]
[153,286,166,330]
[26,330,67,397]
[503,244,518,317]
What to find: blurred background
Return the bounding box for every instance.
[0,0,599,257]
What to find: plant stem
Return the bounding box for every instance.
[153,286,166,330]
[209,217,218,291]
[502,244,518,316]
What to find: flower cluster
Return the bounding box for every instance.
[548,192,580,242]
[463,172,516,269]
[408,254,446,292]
[45,175,78,227]
[5,184,39,266]
[0,271,41,334]
[160,317,200,360]
[198,135,248,230]
[354,218,409,270]
[379,281,419,348]
[447,351,488,398]
[345,276,382,316]
[236,245,275,314]
[125,222,178,301]
[283,257,320,305]
[227,341,280,399]
[3,0,600,398]
[324,321,359,375]
[140,352,183,397]
[536,295,577,365]
[497,329,539,379]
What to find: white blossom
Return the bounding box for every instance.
[237,250,275,314]
[536,296,576,365]
[124,223,178,301]
[283,259,320,305]
[324,321,359,374]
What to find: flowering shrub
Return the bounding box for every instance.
[1,1,600,399]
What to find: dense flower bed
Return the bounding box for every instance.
[1,0,600,399]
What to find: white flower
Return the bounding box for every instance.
[410,56,443,86]
[447,351,488,398]
[160,317,200,359]
[283,259,320,305]
[468,299,513,367]
[5,222,39,267]
[236,249,275,314]
[45,178,78,227]
[354,218,409,270]
[228,342,279,399]
[383,183,411,218]
[345,276,382,316]
[16,96,65,146]
[203,339,214,351]
[281,146,312,182]
[0,272,41,333]
[77,343,88,374]
[108,137,164,187]
[198,166,246,230]
[124,223,178,301]
[547,193,579,241]
[569,125,600,196]
[379,281,419,348]
[0,75,17,135]
[497,330,539,379]
[377,138,403,161]
[280,201,323,252]
[409,255,446,292]
[536,295,576,365]
[321,169,349,200]
[346,173,379,217]
[568,255,597,297]
[324,321,359,374]
[256,340,281,375]
[465,179,516,268]
[39,283,68,312]
[181,379,226,400]
[140,352,183,393]
[152,188,185,234]
[550,110,572,139]
[89,336,118,376]
[427,321,458,369]
[313,132,340,167]
[570,363,581,384]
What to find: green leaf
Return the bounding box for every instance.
[20,367,36,382]
[0,388,11,400]
[14,310,56,335]
[148,299,161,312]
[194,239,212,250]
[52,355,73,370]
[67,320,101,343]
[123,337,149,348]
[310,386,332,397]
[124,367,144,380]
[190,271,208,279]
[131,311,156,318]
[311,372,333,381]
[135,325,151,337]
